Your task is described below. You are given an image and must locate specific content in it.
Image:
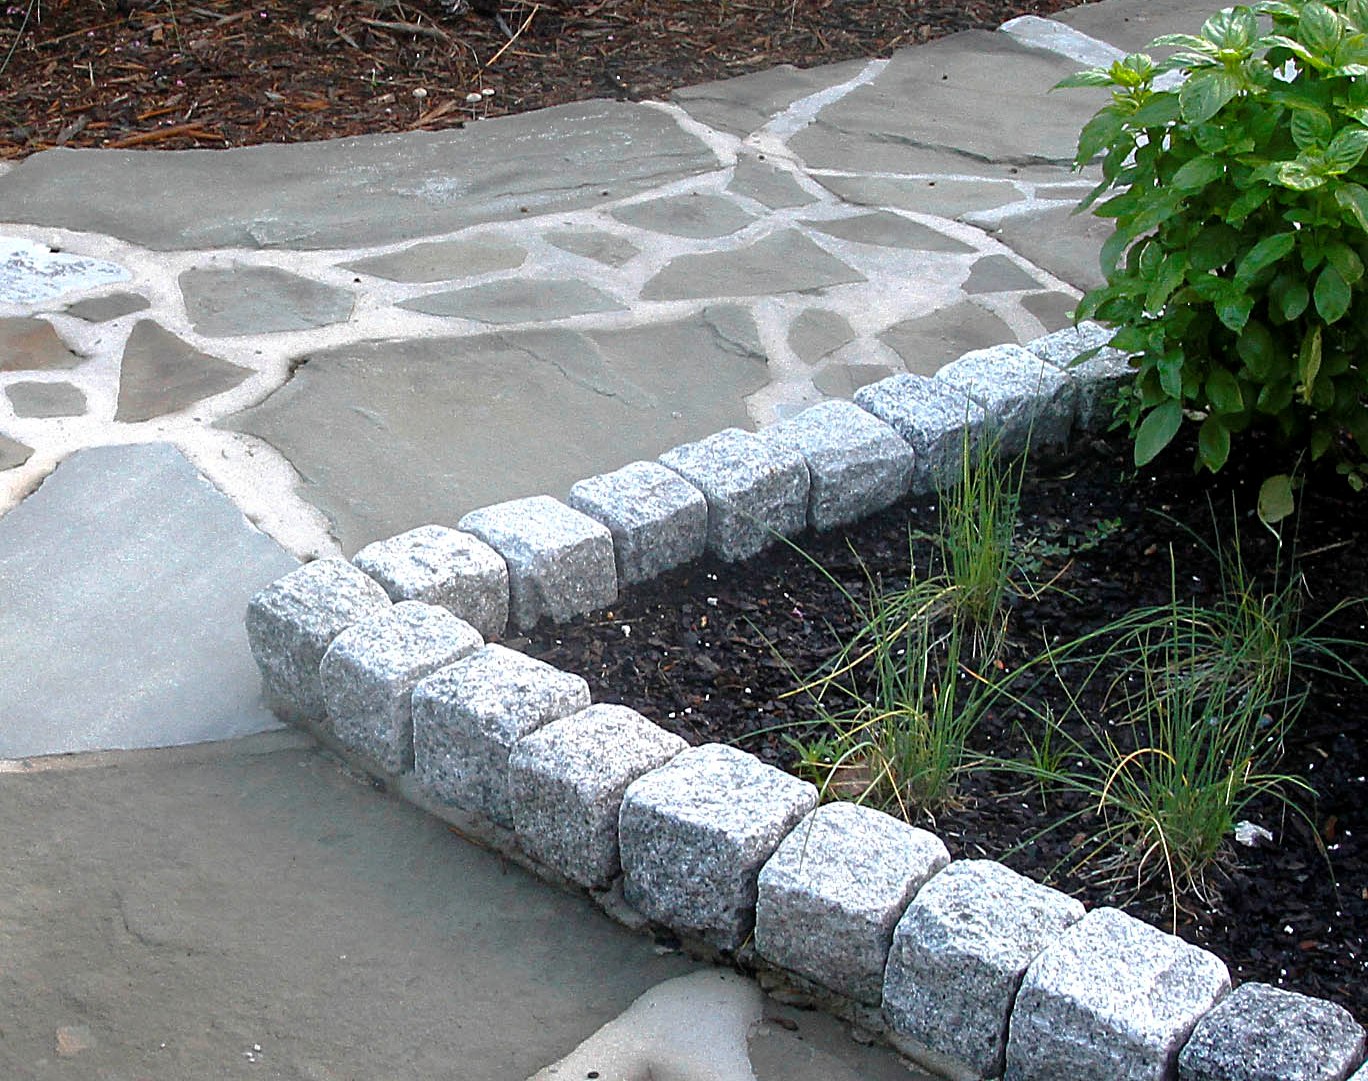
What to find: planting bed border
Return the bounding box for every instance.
[245,324,1368,1081]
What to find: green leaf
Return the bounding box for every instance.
[1206,368,1246,413]
[1171,155,1225,189]
[1134,400,1184,466]
[1272,274,1311,321]
[1130,93,1181,127]
[1325,241,1365,283]
[1314,264,1353,322]
[1326,125,1368,172]
[1179,69,1240,123]
[1299,324,1324,402]
[1150,32,1214,50]
[1300,1,1344,56]
[1216,290,1256,331]
[1334,181,1368,231]
[1190,223,1241,271]
[1234,231,1296,285]
[1237,320,1277,378]
[1198,415,1232,471]
[1291,107,1334,149]
[1226,184,1275,225]
[1203,7,1258,50]
[1350,0,1368,31]
[1258,474,1296,524]
[1277,160,1327,190]
[1076,108,1128,162]
[1055,69,1115,89]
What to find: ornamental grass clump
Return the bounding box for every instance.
[1061,0,1368,510]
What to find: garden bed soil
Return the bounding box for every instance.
[523,432,1368,1025]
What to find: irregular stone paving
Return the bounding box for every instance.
[0,0,1213,757]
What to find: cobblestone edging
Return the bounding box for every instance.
[244,326,1368,1081]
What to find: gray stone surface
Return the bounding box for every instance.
[789,33,1108,172]
[788,308,855,365]
[0,101,718,250]
[116,319,252,422]
[1178,982,1366,1081]
[1001,14,1129,70]
[1026,321,1134,431]
[962,254,1042,294]
[0,236,128,304]
[568,461,708,586]
[224,309,770,552]
[245,557,392,723]
[812,363,897,397]
[411,643,591,826]
[400,277,624,323]
[755,802,949,1004]
[0,443,297,758]
[509,704,688,888]
[544,229,640,266]
[883,859,1085,1080]
[458,496,617,630]
[729,156,816,209]
[853,373,986,492]
[619,743,818,950]
[814,174,1020,219]
[63,291,150,322]
[878,301,1018,376]
[0,431,32,470]
[1022,290,1081,332]
[988,204,1113,291]
[1055,0,1210,53]
[806,212,974,252]
[611,193,756,239]
[352,524,509,640]
[641,229,865,301]
[0,316,82,371]
[179,265,354,337]
[343,237,527,283]
[658,427,810,562]
[5,379,87,418]
[319,601,483,773]
[671,58,871,137]
[1006,907,1232,1081]
[936,343,1076,454]
[759,399,914,530]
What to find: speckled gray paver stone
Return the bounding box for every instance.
[0,237,129,305]
[319,601,482,773]
[641,229,865,301]
[806,212,974,252]
[116,320,252,422]
[0,317,82,372]
[1177,982,1365,1081]
[878,300,1017,376]
[545,229,640,267]
[813,174,1020,219]
[63,292,150,322]
[812,363,896,397]
[853,373,985,492]
[509,704,688,889]
[883,860,1085,1080]
[0,431,33,470]
[352,525,509,640]
[5,380,86,418]
[179,265,354,337]
[400,278,624,323]
[658,428,809,562]
[759,400,913,530]
[1006,907,1231,1081]
[1026,321,1134,431]
[411,643,591,826]
[788,309,855,365]
[936,343,1075,454]
[728,156,816,209]
[610,194,756,239]
[619,743,818,950]
[343,237,527,283]
[963,254,1042,294]
[458,496,616,630]
[567,461,707,586]
[245,557,392,722]
[755,802,949,1004]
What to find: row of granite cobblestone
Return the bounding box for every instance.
[244,326,1367,1081]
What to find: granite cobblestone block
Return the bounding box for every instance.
[567,461,708,586]
[618,743,817,950]
[1177,982,1365,1081]
[935,343,1076,455]
[883,859,1085,1079]
[245,557,391,722]
[319,601,483,773]
[411,643,590,827]
[458,496,616,631]
[1025,320,1134,432]
[758,400,915,531]
[352,524,509,640]
[658,428,810,562]
[509,704,688,888]
[1006,906,1231,1081]
[852,373,985,493]
[754,801,948,1004]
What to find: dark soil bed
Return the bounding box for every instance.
[524,432,1368,1025]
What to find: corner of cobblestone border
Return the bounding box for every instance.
[244,323,1367,1081]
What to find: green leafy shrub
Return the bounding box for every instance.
[1061,0,1368,493]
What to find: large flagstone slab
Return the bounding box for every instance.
[1054,0,1208,53]
[344,237,528,283]
[641,230,864,301]
[180,265,355,337]
[116,320,253,422]
[0,102,719,251]
[610,194,755,239]
[879,301,1018,376]
[985,204,1113,291]
[0,443,297,758]
[0,316,83,371]
[399,278,625,323]
[814,175,1020,219]
[671,59,870,137]
[224,308,770,552]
